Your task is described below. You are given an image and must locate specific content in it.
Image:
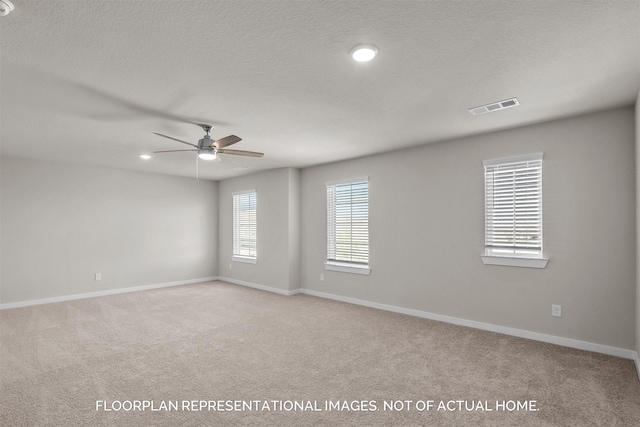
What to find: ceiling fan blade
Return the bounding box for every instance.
[211,135,242,149]
[62,79,229,126]
[153,132,198,148]
[153,149,197,153]
[218,148,264,157]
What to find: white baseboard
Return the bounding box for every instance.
[2,277,636,369]
[300,289,636,361]
[217,277,301,296]
[0,276,218,310]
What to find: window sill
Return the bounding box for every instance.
[481,255,548,269]
[325,262,371,275]
[233,256,257,264]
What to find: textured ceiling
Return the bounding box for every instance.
[1,1,639,180]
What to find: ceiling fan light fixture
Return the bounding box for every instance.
[350,44,378,62]
[198,151,217,161]
[139,154,152,160]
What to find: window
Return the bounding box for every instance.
[325,177,370,275]
[232,190,257,264]
[481,153,548,268]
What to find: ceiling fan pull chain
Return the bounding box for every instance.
[196,155,199,182]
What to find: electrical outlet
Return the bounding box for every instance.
[552,304,562,317]
[95,273,102,281]
[320,273,324,281]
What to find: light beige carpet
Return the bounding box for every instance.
[1,280,639,426]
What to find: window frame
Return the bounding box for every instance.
[481,153,548,269]
[325,177,370,275]
[232,189,257,264]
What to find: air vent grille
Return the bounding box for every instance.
[469,98,519,115]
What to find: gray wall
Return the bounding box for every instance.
[217,167,301,292]
[636,90,640,360]
[0,156,218,304]
[301,108,636,350]
[288,168,302,290]
[1,107,636,352]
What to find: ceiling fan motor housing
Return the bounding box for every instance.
[197,135,217,158]
[198,136,212,149]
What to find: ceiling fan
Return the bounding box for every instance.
[153,124,264,162]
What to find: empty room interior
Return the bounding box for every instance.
[1,1,640,426]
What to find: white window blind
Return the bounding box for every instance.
[326,178,369,265]
[484,154,543,255]
[233,190,256,259]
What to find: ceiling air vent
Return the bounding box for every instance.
[468,98,519,115]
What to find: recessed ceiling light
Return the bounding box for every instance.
[139,154,152,160]
[350,44,378,62]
